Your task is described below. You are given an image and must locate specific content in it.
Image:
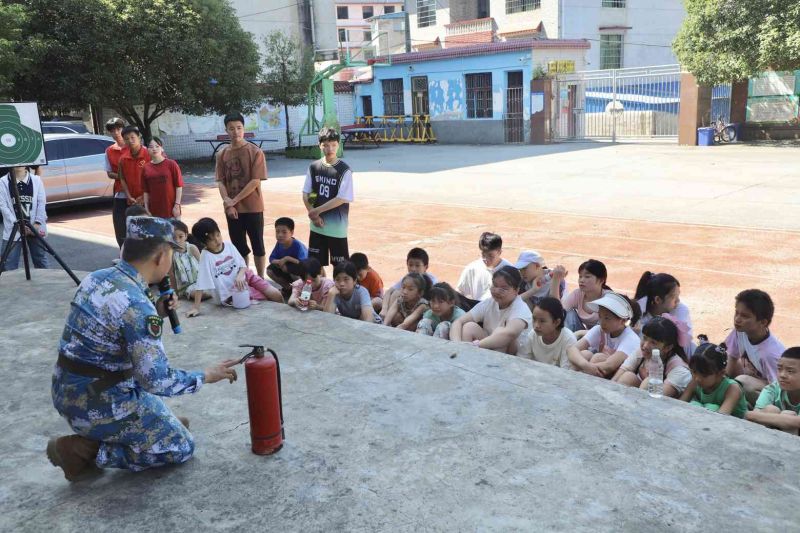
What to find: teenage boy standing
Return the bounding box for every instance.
[303,128,353,270]
[215,112,267,278]
[104,118,131,247]
[118,127,152,247]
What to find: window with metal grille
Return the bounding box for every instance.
[384,5,395,13]
[363,30,372,42]
[466,73,493,118]
[416,0,436,27]
[600,34,623,69]
[363,6,374,18]
[506,0,539,14]
[602,0,626,7]
[337,6,348,19]
[338,28,347,42]
[382,78,405,116]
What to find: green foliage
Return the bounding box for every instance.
[674,0,800,85]
[10,0,261,140]
[261,31,315,147]
[0,4,29,97]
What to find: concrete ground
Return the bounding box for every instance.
[1,270,799,532]
[44,142,800,344]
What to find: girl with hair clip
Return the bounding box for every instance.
[561,259,611,336]
[383,272,431,330]
[416,282,465,339]
[517,297,577,368]
[612,316,692,398]
[634,271,694,355]
[567,292,641,378]
[680,343,748,418]
[450,266,532,354]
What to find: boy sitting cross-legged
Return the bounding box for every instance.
[266,217,309,298]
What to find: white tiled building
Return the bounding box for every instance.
[335,0,405,60]
[404,0,685,69]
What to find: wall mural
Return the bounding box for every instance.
[429,79,464,121]
[257,104,285,131]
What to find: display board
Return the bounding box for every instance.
[0,102,47,167]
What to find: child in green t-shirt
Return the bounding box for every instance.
[416,282,464,340]
[746,347,800,435]
[680,343,748,418]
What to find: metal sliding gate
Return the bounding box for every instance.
[552,65,682,141]
[504,86,524,143]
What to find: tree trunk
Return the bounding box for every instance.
[284,104,291,148]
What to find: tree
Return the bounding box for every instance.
[0,3,29,98]
[11,0,262,140]
[674,0,800,85]
[261,31,315,148]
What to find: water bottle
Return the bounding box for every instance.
[536,270,553,288]
[647,349,664,398]
[298,278,313,312]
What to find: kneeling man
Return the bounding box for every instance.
[49,216,237,480]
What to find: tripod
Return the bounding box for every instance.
[0,171,79,285]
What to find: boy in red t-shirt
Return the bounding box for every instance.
[143,137,183,219]
[118,126,151,227]
[350,252,384,313]
[104,117,130,247]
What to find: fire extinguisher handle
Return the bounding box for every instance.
[235,344,265,365]
[266,348,285,438]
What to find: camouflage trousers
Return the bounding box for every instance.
[52,369,194,472]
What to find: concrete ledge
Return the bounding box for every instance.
[1,270,798,531]
[431,119,510,144]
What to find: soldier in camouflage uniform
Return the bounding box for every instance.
[48,216,238,481]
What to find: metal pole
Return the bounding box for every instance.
[611,68,617,143]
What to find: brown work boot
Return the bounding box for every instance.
[46,435,101,482]
[178,416,190,429]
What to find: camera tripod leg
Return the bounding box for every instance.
[19,224,32,280]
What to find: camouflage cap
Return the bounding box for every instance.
[126,216,181,249]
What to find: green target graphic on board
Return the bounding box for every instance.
[0,103,47,167]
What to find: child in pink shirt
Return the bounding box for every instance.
[562,259,611,335]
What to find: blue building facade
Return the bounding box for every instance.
[353,40,588,144]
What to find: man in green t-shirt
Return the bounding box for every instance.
[746,347,800,435]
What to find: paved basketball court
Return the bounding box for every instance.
[1,270,798,531]
[46,142,800,345]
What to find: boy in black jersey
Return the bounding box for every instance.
[302,128,353,269]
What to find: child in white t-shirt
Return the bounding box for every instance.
[724,289,785,405]
[186,218,282,317]
[450,266,532,354]
[517,297,577,368]
[567,292,641,378]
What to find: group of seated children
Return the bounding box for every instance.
[166,216,798,435]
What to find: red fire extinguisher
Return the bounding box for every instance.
[237,345,284,455]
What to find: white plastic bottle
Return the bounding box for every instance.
[298,278,313,312]
[648,349,664,398]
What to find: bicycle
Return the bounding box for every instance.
[712,115,737,143]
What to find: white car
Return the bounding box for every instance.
[41,133,116,205]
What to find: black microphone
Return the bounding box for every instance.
[158,277,182,334]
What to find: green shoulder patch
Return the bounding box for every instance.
[146,315,163,338]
